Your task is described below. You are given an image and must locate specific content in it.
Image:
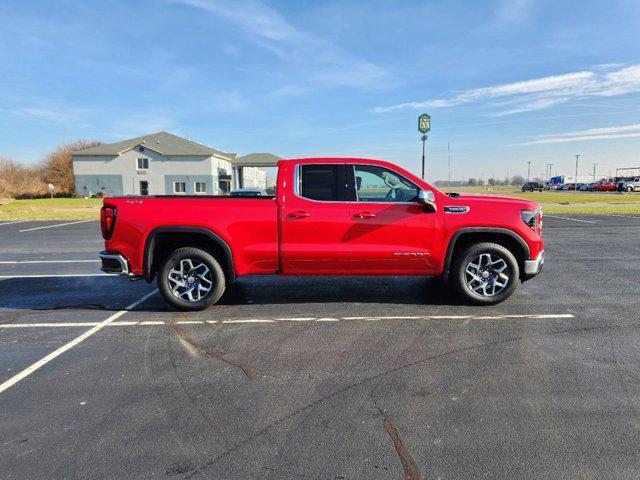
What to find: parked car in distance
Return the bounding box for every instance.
[99,157,544,309]
[521,182,544,192]
[617,177,640,192]
[579,183,595,191]
[229,189,270,197]
[595,180,617,191]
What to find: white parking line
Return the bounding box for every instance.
[0,290,158,395]
[19,220,94,232]
[0,274,110,280]
[0,313,575,328]
[0,260,99,264]
[544,215,596,224]
[0,220,31,226]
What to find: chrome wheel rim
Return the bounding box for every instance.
[167,259,213,302]
[465,253,509,297]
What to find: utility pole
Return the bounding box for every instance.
[592,163,598,182]
[574,154,580,191]
[527,161,532,182]
[547,163,554,181]
[447,142,452,190]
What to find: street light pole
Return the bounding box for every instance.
[592,163,598,182]
[526,161,532,182]
[574,154,580,191]
[547,163,553,182]
[421,135,428,179]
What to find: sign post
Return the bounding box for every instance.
[418,114,431,179]
[48,183,55,199]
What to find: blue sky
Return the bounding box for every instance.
[1,0,639,180]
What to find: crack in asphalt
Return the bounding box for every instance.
[0,310,44,326]
[164,320,255,381]
[185,320,640,478]
[373,401,422,480]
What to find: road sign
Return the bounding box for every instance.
[48,183,54,190]
[418,114,431,133]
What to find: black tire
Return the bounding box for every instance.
[627,186,633,192]
[450,242,519,305]
[157,247,226,311]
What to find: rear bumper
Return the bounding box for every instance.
[523,250,544,278]
[99,251,129,275]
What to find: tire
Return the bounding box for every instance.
[450,242,519,305]
[157,247,226,311]
[627,186,633,192]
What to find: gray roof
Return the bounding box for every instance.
[72,131,234,158]
[234,153,282,167]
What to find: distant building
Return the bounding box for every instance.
[71,131,273,197]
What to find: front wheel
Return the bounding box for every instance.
[450,242,519,305]
[627,186,633,192]
[157,247,226,311]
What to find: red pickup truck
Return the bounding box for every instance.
[99,158,544,310]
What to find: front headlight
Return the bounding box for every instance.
[521,209,541,230]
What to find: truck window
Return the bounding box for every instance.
[353,165,419,202]
[299,165,341,201]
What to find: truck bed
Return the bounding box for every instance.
[103,196,279,276]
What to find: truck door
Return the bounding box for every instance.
[347,163,440,274]
[279,163,352,274]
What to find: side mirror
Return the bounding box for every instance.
[417,190,437,213]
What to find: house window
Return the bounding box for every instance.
[194,181,207,194]
[137,157,149,170]
[173,181,186,194]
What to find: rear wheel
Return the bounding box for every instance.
[450,242,519,305]
[157,247,226,311]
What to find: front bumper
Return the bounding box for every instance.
[99,251,129,275]
[523,250,544,278]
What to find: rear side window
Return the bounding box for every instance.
[299,165,340,201]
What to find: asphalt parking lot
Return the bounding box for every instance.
[2,215,640,479]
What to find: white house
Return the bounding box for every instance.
[71,131,269,196]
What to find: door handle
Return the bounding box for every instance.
[355,211,376,219]
[290,211,311,218]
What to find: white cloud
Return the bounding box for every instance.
[535,124,640,138]
[19,107,84,123]
[179,0,302,43]
[176,0,392,90]
[522,132,640,145]
[520,123,640,145]
[373,64,640,115]
[495,0,536,22]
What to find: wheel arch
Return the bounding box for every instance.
[143,226,235,283]
[443,228,530,281]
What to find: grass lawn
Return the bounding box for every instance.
[0,198,102,221]
[438,186,640,214]
[1,189,640,220]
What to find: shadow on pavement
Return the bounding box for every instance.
[0,275,463,313]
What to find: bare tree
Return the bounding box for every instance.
[511,175,525,186]
[40,140,102,196]
[0,157,47,198]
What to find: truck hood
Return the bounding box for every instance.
[452,193,540,210]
